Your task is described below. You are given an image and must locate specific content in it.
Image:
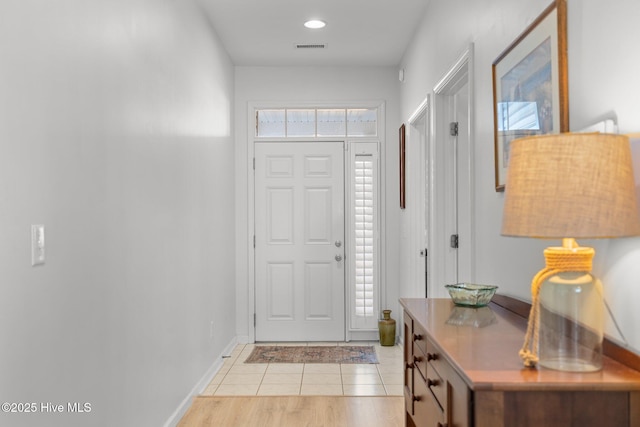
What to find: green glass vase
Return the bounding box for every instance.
[378,310,396,346]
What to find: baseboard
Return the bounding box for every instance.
[347,330,379,342]
[163,337,238,427]
[236,335,250,344]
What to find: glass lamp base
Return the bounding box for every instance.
[539,358,602,373]
[538,268,604,372]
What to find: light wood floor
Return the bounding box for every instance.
[178,395,404,427]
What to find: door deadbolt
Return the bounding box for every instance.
[335,240,342,248]
[335,254,343,262]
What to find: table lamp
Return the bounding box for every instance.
[502,133,640,372]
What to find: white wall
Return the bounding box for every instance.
[399,0,640,352]
[234,66,401,340]
[0,1,236,426]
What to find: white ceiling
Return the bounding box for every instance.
[198,0,429,67]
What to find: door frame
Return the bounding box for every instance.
[246,101,387,343]
[430,44,475,297]
[407,96,430,298]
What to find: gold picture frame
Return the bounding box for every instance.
[492,0,568,192]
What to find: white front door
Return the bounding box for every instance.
[254,142,345,342]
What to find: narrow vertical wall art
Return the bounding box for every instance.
[399,124,406,209]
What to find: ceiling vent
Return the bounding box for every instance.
[295,43,327,49]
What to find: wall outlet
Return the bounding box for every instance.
[31,224,45,266]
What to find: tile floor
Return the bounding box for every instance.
[202,341,404,397]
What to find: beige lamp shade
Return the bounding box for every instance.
[502,133,640,239]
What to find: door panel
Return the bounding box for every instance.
[267,188,294,243]
[266,263,294,320]
[305,187,331,243]
[255,142,345,341]
[304,262,332,320]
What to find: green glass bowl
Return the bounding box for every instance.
[445,283,498,307]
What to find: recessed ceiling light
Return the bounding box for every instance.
[304,20,326,29]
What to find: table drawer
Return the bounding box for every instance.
[413,367,445,427]
[414,342,446,412]
[426,336,446,379]
[412,322,428,356]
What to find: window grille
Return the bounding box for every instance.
[256,108,377,138]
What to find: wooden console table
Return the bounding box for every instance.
[400,296,640,427]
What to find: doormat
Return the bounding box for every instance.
[244,345,378,364]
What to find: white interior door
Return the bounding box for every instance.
[443,93,459,285]
[443,80,470,285]
[254,142,345,342]
[454,80,472,282]
[408,103,429,298]
[431,46,474,297]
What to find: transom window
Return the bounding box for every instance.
[256,108,378,138]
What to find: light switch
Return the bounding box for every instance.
[31,224,45,266]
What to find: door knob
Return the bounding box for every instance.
[335,254,343,262]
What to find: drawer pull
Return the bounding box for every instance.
[412,395,421,402]
[437,423,448,427]
[427,378,440,387]
[413,355,422,364]
[413,333,423,341]
[405,362,414,370]
[427,352,438,361]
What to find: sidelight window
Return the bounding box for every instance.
[349,142,379,330]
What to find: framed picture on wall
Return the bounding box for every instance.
[492,0,568,192]
[399,124,406,209]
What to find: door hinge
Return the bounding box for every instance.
[450,234,459,249]
[449,121,459,136]
[253,313,256,327]
[253,158,255,170]
[253,235,256,248]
